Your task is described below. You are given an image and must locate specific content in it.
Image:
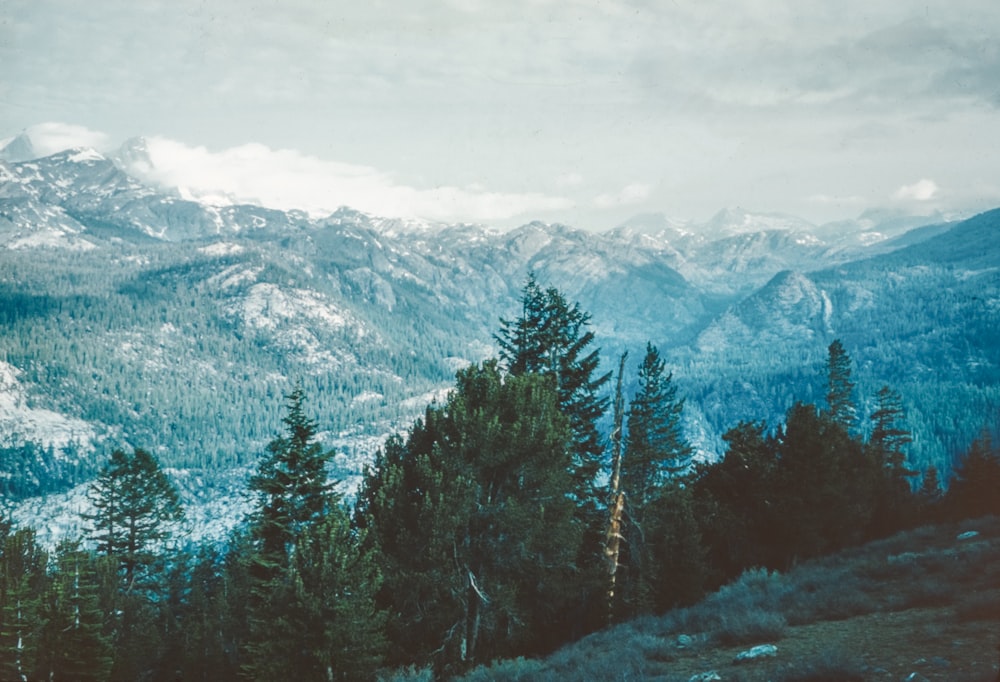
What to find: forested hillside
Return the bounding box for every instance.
[1,148,999,535]
[2,276,997,680]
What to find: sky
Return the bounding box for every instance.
[2,0,1000,230]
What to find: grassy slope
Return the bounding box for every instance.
[455,516,1000,681]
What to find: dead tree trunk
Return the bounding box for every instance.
[603,351,628,624]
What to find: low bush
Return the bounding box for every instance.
[458,657,547,682]
[708,607,788,646]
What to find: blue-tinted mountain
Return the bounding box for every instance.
[1,146,994,540]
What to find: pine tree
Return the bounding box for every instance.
[0,520,48,682]
[357,361,581,672]
[37,543,115,682]
[869,385,913,464]
[693,420,780,581]
[771,403,875,564]
[248,385,335,568]
[916,465,943,522]
[86,447,183,588]
[496,274,611,497]
[243,387,385,681]
[623,343,692,511]
[868,385,916,535]
[946,429,1000,519]
[825,339,857,430]
[618,343,697,617]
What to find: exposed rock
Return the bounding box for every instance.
[733,643,778,663]
[688,672,721,682]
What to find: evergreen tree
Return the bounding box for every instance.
[37,543,115,682]
[86,447,183,588]
[647,482,705,611]
[946,429,1000,519]
[0,519,47,682]
[869,385,913,463]
[770,403,876,564]
[248,385,335,568]
[692,421,780,583]
[916,465,943,522]
[867,385,916,535]
[825,339,857,430]
[617,344,697,617]
[357,361,581,672]
[243,387,385,681]
[623,343,693,511]
[496,274,611,497]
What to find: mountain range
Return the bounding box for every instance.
[1,137,997,543]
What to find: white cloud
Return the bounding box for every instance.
[893,179,939,202]
[593,183,652,209]
[132,137,572,223]
[24,123,111,156]
[555,172,584,188]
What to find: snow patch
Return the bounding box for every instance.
[198,241,245,257]
[7,229,97,251]
[351,391,383,406]
[67,148,106,164]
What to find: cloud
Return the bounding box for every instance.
[593,183,652,209]
[24,123,111,156]
[555,172,584,188]
[893,179,939,202]
[135,137,571,223]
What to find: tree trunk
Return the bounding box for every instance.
[603,352,628,624]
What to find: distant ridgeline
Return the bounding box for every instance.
[0,147,998,507]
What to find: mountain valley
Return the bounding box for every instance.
[1,143,998,542]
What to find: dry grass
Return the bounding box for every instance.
[452,516,1000,681]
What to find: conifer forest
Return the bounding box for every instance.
[2,276,998,681]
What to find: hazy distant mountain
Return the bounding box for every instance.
[0,132,37,163]
[2,145,995,544]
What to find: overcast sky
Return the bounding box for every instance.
[2,0,999,230]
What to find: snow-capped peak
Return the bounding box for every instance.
[703,206,816,238]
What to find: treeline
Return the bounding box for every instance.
[2,276,999,680]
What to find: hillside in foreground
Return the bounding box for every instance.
[451,516,1000,682]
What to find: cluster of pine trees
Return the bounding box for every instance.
[2,276,999,680]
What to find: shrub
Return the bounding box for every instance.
[709,607,787,646]
[457,657,550,682]
[378,665,434,682]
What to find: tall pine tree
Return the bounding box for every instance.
[37,543,115,682]
[867,385,916,535]
[617,344,699,617]
[825,339,857,430]
[0,519,48,682]
[243,386,385,681]
[85,447,183,588]
[496,274,610,498]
